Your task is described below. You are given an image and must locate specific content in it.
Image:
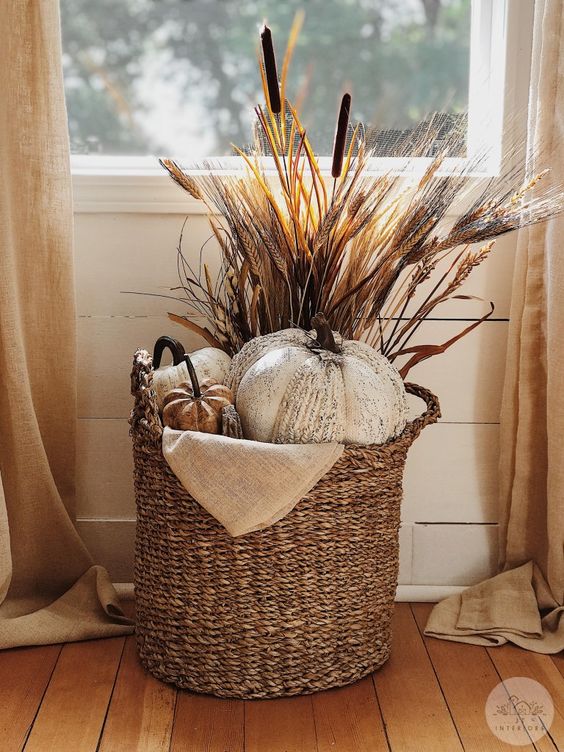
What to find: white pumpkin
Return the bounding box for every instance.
[228,314,408,445]
[154,347,232,409]
[189,347,232,383]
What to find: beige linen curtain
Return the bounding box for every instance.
[426,0,563,653]
[0,1,133,646]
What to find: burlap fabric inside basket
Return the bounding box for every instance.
[162,428,344,536]
[130,348,440,699]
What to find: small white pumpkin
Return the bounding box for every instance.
[228,314,408,445]
[154,346,232,409]
[189,347,232,384]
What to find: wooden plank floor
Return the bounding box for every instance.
[0,603,561,752]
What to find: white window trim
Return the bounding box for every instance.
[72,0,533,215]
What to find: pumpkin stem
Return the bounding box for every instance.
[183,353,202,398]
[311,312,340,354]
[153,335,186,368]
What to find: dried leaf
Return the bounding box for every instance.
[395,302,495,378]
[167,312,226,351]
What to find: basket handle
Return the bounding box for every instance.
[152,336,186,369]
[130,348,163,439]
[403,382,441,443]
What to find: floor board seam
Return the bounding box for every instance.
[21,645,64,752]
[370,674,393,752]
[168,682,181,752]
[409,604,466,752]
[95,636,128,752]
[485,649,543,752]
[309,693,320,752]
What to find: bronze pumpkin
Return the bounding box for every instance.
[161,353,233,434]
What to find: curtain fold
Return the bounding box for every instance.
[0,1,132,647]
[499,0,564,605]
[425,0,564,653]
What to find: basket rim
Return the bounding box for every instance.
[129,347,441,449]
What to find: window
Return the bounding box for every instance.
[62,0,472,161]
[66,0,530,212]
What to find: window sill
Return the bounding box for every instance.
[72,155,500,215]
[72,172,207,214]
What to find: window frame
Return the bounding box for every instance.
[71,0,533,214]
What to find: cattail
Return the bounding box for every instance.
[331,93,351,178]
[260,24,281,114]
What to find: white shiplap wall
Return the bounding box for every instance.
[71,0,537,597]
[74,209,516,594]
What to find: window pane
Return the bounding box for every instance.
[61,0,471,159]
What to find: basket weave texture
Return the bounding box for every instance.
[130,348,440,698]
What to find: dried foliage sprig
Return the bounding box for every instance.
[160,17,564,376]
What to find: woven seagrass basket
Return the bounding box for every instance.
[130,348,440,699]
